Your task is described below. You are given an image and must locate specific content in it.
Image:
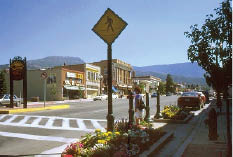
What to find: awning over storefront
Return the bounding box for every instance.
[64,85,85,90]
[112,86,118,92]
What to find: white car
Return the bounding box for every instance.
[112,93,118,99]
[0,94,21,107]
[93,94,108,101]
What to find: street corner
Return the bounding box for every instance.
[0,104,70,114]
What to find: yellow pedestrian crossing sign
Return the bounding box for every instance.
[92,8,127,44]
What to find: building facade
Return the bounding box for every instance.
[92,59,133,95]
[132,75,161,93]
[62,63,101,98]
[5,67,85,101]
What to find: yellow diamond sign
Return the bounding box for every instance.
[92,8,127,44]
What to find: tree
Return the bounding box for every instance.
[165,74,174,94]
[184,0,232,99]
[185,1,232,155]
[158,81,165,95]
[0,70,7,96]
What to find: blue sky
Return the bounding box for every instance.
[0,0,221,66]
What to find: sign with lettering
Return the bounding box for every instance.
[11,57,25,80]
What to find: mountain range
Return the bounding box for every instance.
[0,56,206,85]
[0,56,85,70]
[133,62,207,85]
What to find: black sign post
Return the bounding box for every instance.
[92,8,127,131]
[10,56,27,108]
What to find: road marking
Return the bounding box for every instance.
[91,120,105,131]
[77,119,87,130]
[31,117,42,125]
[45,117,55,128]
[4,115,18,123]
[62,118,70,128]
[0,131,77,143]
[0,114,106,132]
[18,116,31,125]
[0,114,7,120]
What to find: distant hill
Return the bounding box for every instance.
[133,62,205,78]
[0,56,85,70]
[135,70,206,85]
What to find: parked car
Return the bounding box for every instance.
[0,94,21,107]
[112,93,118,99]
[151,93,157,98]
[177,92,204,110]
[93,94,108,101]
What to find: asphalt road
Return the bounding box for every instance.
[0,95,178,156]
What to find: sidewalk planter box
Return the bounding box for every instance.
[154,113,194,124]
[61,125,170,157]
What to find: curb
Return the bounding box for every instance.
[139,131,174,157]
[0,105,70,114]
[153,113,194,124]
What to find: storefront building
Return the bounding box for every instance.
[92,59,133,95]
[132,76,161,93]
[5,67,85,101]
[62,63,101,98]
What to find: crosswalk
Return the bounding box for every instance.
[0,114,107,132]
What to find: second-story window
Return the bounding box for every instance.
[47,73,56,84]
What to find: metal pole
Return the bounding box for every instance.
[23,57,27,108]
[44,79,46,107]
[144,92,150,122]
[154,90,160,119]
[128,91,134,126]
[10,59,14,108]
[106,43,114,131]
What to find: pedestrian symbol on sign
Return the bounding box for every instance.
[105,16,114,32]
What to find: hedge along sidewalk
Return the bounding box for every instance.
[153,113,194,124]
[0,104,70,114]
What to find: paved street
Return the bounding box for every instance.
[0,95,178,156]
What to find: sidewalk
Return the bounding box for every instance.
[182,99,231,157]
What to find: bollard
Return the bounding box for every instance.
[154,91,161,119]
[208,108,218,140]
[128,91,134,126]
[144,92,150,122]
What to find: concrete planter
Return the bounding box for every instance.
[154,113,194,124]
[139,131,174,157]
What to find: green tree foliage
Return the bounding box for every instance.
[0,70,7,96]
[138,82,145,93]
[184,0,232,96]
[165,74,175,94]
[158,81,165,95]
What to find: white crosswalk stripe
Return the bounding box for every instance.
[0,114,107,132]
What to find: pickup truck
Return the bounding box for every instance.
[0,94,21,107]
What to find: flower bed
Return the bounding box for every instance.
[161,105,189,120]
[154,105,193,124]
[62,120,166,157]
